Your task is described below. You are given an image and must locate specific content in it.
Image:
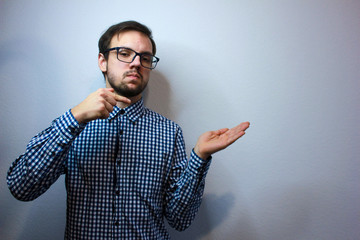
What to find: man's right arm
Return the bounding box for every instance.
[7,88,130,201]
[7,110,85,201]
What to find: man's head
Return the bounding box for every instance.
[98,21,156,58]
[98,21,158,100]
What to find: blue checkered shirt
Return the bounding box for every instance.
[7,99,212,239]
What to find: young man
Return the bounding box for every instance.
[7,21,250,239]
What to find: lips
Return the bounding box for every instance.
[127,73,140,78]
[124,71,141,81]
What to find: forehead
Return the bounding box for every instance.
[109,30,153,53]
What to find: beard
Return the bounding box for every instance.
[106,70,148,98]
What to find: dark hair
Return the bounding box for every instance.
[98,20,156,59]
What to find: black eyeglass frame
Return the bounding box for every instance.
[103,47,160,70]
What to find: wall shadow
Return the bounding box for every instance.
[167,192,236,239]
[143,70,177,121]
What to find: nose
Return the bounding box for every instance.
[130,55,141,68]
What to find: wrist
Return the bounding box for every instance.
[193,145,211,160]
[70,107,87,124]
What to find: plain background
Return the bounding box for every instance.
[1,0,359,239]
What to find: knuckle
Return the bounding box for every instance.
[98,105,106,112]
[97,88,109,97]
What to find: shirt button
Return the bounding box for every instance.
[119,130,124,135]
[119,109,125,115]
[114,221,120,226]
[115,190,120,195]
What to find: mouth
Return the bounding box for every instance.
[125,71,141,80]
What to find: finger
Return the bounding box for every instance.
[214,128,229,135]
[113,93,131,104]
[105,88,115,93]
[104,88,131,104]
[99,91,117,106]
[226,130,245,143]
[103,99,114,113]
[96,89,117,108]
[232,121,250,132]
[226,123,249,141]
[241,121,250,130]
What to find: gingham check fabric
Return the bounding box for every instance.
[7,99,212,239]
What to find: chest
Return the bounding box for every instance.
[66,117,177,193]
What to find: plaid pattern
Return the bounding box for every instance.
[7,99,212,239]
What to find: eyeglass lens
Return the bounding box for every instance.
[117,48,157,69]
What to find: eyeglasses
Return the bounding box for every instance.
[104,47,160,69]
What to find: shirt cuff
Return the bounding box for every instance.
[187,149,212,176]
[54,109,86,141]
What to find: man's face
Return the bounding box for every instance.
[99,30,153,99]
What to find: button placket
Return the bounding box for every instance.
[114,111,127,230]
[113,113,126,231]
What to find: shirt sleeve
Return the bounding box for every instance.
[7,110,86,201]
[164,127,212,231]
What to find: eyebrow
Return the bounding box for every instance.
[119,46,153,55]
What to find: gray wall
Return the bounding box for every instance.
[1,0,359,239]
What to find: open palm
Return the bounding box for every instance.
[194,121,250,159]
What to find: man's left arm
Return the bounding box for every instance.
[164,122,250,231]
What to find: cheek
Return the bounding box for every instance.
[108,62,126,76]
[107,69,125,84]
[141,70,151,80]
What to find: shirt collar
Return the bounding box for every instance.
[108,98,145,123]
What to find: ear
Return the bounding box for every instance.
[98,53,107,73]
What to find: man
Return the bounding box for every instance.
[7,21,250,239]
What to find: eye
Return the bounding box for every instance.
[141,54,153,63]
[118,49,132,58]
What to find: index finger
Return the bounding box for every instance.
[227,122,250,140]
[113,93,131,104]
[234,121,250,132]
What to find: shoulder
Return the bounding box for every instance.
[143,107,181,130]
